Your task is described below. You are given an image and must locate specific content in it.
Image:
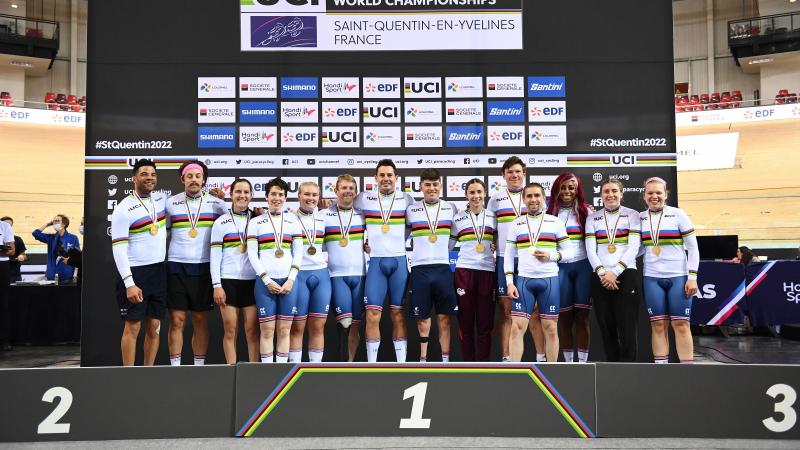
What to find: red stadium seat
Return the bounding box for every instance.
[67,94,77,104]
[787,93,798,104]
[775,94,785,105]
[720,93,732,108]
[778,89,789,97]
[700,93,709,104]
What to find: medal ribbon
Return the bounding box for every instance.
[648,209,663,247]
[185,193,204,233]
[423,200,441,238]
[468,209,486,246]
[337,206,354,241]
[133,192,157,228]
[506,188,523,217]
[230,208,250,248]
[525,212,545,250]
[377,192,396,228]
[267,212,284,251]
[603,209,622,247]
[297,211,317,249]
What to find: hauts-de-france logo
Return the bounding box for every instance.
[407,107,419,118]
[366,132,378,142]
[250,16,317,48]
[448,83,460,93]
[200,83,213,93]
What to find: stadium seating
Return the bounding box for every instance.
[675,88,794,112]
[0,91,13,107]
[43,92,87,112]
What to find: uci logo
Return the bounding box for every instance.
[611,155,636,165]
[254,0,319,5]
[405,82,440,94]
[363,106,398,119]
[325,131,357,143]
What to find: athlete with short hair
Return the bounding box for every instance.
[323,174,366,361]
[111,159,167,366]
[546,172,593,363]
[450,178,496,361]
[355,159,413,362]
[292,182,330,363]
[165,160,227,366]
[247,178,303,363]
[487,156,545,362]
[210,178,259,364]
[585,178,642,362]
[407,168,457,362]
[505,183,572,362]
[639,177,699,364]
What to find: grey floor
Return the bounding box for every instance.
[3,334,800,369]
[4,437,800,449]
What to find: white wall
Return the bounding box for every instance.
[0,65,25,101]
[0,1,27,16]
[761,61,800,99]
[673,0,761,100]
[21,0,87,103]
[758,0,800,17]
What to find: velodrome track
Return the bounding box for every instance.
[677,117,800,247]
[2,115,798,251]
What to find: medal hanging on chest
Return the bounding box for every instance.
[648,210,664,257]
[378,192,395,234]
[604,209,622,254]
[268,213,285,258]
[469,209,487,254]
[185,194,204,239]
[337,205,354,248]
[423,201,441,244]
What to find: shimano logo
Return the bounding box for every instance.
[201,134,234,140]
[285,85,315,91]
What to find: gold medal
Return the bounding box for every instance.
[428,234,438,243]
[475,243,485,253]
[381,223,390,233]
[275,248,284,258]
[149,224,159,235]
[339,238,349,247]
[652,245,661,256]
[239,243,247,253]
[307,246,317,255]
[607,243,617,254]
[188,228,198,238]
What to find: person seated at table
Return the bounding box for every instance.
[731,246,759,265]
[32,214,80,283]
[1,217,27,283]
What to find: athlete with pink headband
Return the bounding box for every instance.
[639,176,699,364]
[165,160,228,366]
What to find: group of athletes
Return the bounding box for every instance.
[111,156,699,366]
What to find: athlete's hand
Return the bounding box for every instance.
[266,280,282,294]
[126,285,144,304]
[601,271,619,290]
[281,279,295,294]
[507,284,520,299]
[685,279,698,297]
[363,241,371,254]
[213,287,227,306]
[490,242,497,253]
[209,187,225,200]
[16,253,27,262]
[533,249,550,262]
[318,199,333,209]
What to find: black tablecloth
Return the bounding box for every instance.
[9,284,80,344]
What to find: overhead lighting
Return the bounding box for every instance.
[11,3,18,8]
[10,61,33,68]
[748,58,773,65]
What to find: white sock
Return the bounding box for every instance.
[275,352,289,363]
[578,350,589,363]
[288,349,302,363]
[193,355,205,366]
[501,355,511,362]
[393,339,407,362]
[260,353,273,363]
[655,356,668,364]
[169,354,181,366]
[536,353,546,362]
[562,350,574,362]
[441,353,450,363]
[366,339,379,363]
[309,348,324,363]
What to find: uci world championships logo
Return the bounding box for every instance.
[251,16,317,48]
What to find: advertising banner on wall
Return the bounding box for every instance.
[84,0,677,365]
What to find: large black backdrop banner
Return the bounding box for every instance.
[83,0,676,366]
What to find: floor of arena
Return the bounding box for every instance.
[5,436,800,449]
[2,334,799,369]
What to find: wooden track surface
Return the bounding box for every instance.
[1,117,798,251]
[0,122,84,251]
[677,118,800,247]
